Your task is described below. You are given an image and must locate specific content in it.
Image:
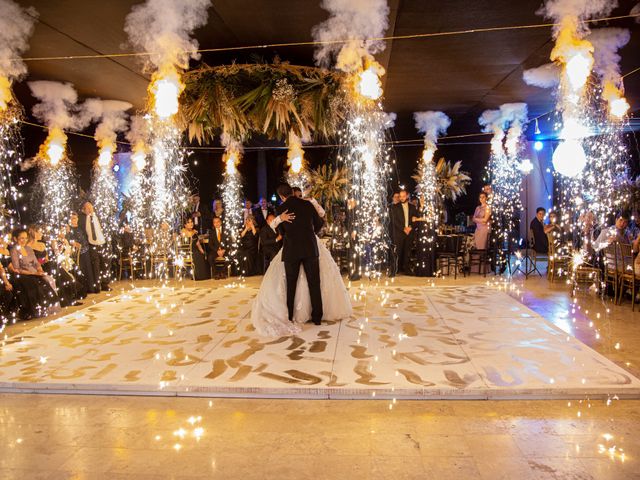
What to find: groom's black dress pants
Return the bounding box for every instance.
[284,256,323,323]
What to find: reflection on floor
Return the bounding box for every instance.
[1,278,638,398]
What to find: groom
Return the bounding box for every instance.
[275,182,324,325]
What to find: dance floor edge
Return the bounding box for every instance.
[0,282,638,400]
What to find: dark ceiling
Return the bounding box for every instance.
[11,0,640,207]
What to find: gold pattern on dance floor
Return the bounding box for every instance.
[0,284,638,399]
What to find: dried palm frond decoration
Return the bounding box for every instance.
[179,62,349,144]
[412,157,471,203]
[308,164,349,224]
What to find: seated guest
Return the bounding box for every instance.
[51,225,86,303]
[594,212,634,251]
[259,213,282,272]
[10,228,61,318]
[253,197,274,228]
[472,192,491,250]
[180,218,210,281]
[530,207,555,254]
[68,212,96,294]
[28,224,78,307]
[117,224,138,258]
[238,215,259,276]
[207,216,229,279]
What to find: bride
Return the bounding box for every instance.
[251,195,352,337]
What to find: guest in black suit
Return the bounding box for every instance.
[274,183,324,325]
[259,213,282,272]
[390,189,418,275]
[252,197,274,228]
[68,212,95,294]
[207,216,229,279]
[79,202,111,292]
[189,193,211,234]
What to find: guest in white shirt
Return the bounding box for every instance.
[80,202,111,292]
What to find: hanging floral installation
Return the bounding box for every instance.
[179,62,349,144]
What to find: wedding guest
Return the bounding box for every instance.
[546,211,562,247]
[253,197,274,228]
[51,225,86,303]
[530,207,556,254]
[472,192,491,250]
[242,199,253,222]
[180,218,210,281]
[594,212,633,251]
[80,202,111,292]
[390,189,418,274]
[238,215,259,276]
[207,216,228,279]
[259,213,282,271]
[10,228,60,318]
[189,193,210,234]
[26,225,53,272]
[390,192,400,206]
[0,235,15,322]
[68,211,96,294]
[212,198,224,221]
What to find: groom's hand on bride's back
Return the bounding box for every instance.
[280,210,295,223]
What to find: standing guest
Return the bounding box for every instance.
[0,235,15,322]
[530,207,557,254]
[292,187,303,198]
[10,228,60,318]
[80,202,111,292]
[390,192,400,206]
[253,197,274,228]
[51,225,86,303]
[212,198,224,221]
[207,216,228,279]
[68,212,95,294]
[472,192,491,250]
[242,199,253,222]
[390,189,418,274]
[189,193,210,234]
[259,213,282,271]
[180,218,210,281]
[238,216,259,276]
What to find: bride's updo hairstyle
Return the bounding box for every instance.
[276,183,293,199]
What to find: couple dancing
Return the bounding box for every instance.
[251,183,352,337]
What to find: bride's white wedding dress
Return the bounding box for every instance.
[251,236,353,337]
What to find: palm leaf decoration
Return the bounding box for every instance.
[179,63,347,144]
[308,164,349,224]
[412,157,471,203]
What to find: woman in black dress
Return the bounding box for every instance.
[238,215,259,276]
[10,228,61,318]
[0,235,16,327]
[180,218,210,280]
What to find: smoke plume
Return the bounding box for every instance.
[312,0,389,72]
[414,111,451,148]
[0,0,37,81]
[588,28,630,85]
[124,0,212,72]
[538,0,618,37]
[28,81,87,130]
[479,103,528,157]
[382,112,396,129]
[126,115,149,145]
[82,99,132,146]
[523,63,561,89]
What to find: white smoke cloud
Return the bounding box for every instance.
[538,0,618,36]
[413,111,451,147]
[312,0,389,72]
[523,63,561,89]
[0,0,37,80]
[126,114,149,145]
[220,131,243,153]
[479,103,528,157]
[382,111,396,129]
[124,0,212,71]
[28,81,88,130]
[499,103,528,127]
[478,109,504,134]
[588,28,630,85]
[81,99,132,144]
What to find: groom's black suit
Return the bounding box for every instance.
[276,196,324,324]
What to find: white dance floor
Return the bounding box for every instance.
[0,280,638,399]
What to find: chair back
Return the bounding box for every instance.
[618,243,634,276]
[528,228,535,249]
[603,242,620,274]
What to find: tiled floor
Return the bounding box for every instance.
[1,273,639,479]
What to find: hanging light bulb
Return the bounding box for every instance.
[552,139,587,178]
